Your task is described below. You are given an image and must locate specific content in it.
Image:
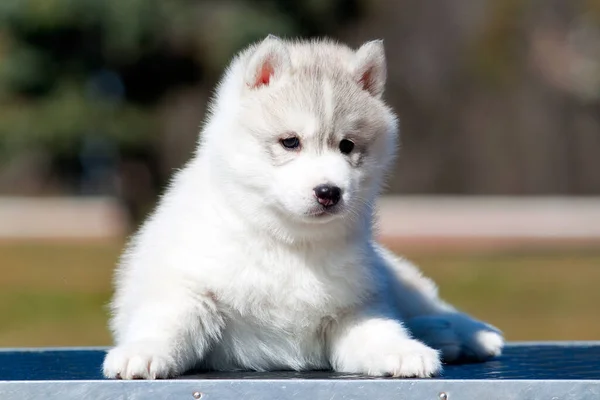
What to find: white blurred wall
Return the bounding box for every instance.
[0,196,599,249]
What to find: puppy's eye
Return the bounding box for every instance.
[280,137,300,150]
[339,139,355,155]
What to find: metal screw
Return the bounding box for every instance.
[439,393,448,400]
[193,392,203,399]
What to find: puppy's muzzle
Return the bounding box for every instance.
[313,184,341,208]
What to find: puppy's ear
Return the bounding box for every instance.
[245,35,291,89]
[352,40,387,98]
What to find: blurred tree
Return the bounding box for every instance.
[0,0,361,223]
[3,0,598,221]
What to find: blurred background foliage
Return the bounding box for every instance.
[0,0,364,222]
[0,0,359,151]
[1,1,600,214]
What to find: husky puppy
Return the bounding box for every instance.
[103,35,504,379]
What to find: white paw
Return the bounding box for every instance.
[103,341,180,379]
[336,338,442,378]
[405,313,504,363]
[469,329,504,359]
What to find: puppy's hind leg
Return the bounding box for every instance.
[375,245,504,363]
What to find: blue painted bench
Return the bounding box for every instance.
[1,342,599,399]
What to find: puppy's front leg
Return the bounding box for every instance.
[103,291,224,379]
[327,305,441,377]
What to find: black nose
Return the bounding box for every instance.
[313,184,341,207]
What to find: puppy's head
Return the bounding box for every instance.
[208,36,398,238]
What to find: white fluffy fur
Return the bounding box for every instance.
[103,36,504,380]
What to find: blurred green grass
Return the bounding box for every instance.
[0,241,598,347]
